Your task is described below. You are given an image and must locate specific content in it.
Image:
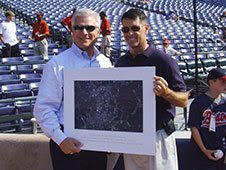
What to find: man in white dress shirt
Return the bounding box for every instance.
[33,8,112,170]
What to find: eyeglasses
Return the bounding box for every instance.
[121,25,142,33]
[73,25,97,32]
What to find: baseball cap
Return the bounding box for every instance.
[207,68,226,82]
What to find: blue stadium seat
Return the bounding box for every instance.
[1,57,23,64]
[23,56,44,63]
[29,82,40,96]
[0,66,11,75]
[11,65,33,74]
[0,74,21,86]
[201,58,217,73]
[32,64,45,73]
[15,100,35,113]
[1,83,32,99]
[0,102,16,116]
[216,57,226,69]
[19,73,42,83]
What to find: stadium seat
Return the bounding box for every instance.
[1,83,32,99]
[23,56,44,63]
[0,66,11,75]
[216,57,226,69]
[0,74,21,86]
[177,61,188,75]
[1,57,23,64]
[201,58,217,73]
[32,64,45,73]
[29,82,40,96]
[15,100,35,114]
[186,60,207,79]
[0,102,16,116]
[11,65,33,74]
[19,73,42,83]
[0,102,18,132]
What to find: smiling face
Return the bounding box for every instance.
[209,78,226,96]
[72,15,100,52]
[121,17,149,54]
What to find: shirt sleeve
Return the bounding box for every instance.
[33,59,66,145]
[166,57,187,92]
[187,97,203,128]
[61,16,70,25]
[168,47,178,56]
[0,23,3,35]
[43,22,50,36]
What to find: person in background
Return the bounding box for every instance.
[219,11,226,22]
[188,68,226,170]
[207,27,225,46]
[29,12,49,57]
[33,8,112,170]
[0,10,20,57]
[165,11,179,21]
[162,38,181,57]
[115,8,188,170]
[99,11,111,58]
[61,7,77,47]
[221,27,226,50]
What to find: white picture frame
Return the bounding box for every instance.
[64,67,156,155]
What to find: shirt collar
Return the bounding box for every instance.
[71,43,100,60]
[125,44,154,59]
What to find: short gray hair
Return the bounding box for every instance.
[72,8,100,28]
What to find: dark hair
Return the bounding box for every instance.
[100,11,106,17]
[121,8,147,23]
[73,7,77,14]
[36,12,43,17]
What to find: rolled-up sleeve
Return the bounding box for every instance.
[33,59,66,145]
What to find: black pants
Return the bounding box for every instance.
[2,43,20,57]
[49,139,107,170]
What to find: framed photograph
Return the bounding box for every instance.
[64,67,156,155]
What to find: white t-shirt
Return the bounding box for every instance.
[163,46,179,56]
[0,20,19,46]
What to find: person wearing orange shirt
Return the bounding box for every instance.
[100,11,111,58]
[29,12,49,57]
[61,8,76,47]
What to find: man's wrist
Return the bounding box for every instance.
[162,88,172,98]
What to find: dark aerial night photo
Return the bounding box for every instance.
[74,80,143,132]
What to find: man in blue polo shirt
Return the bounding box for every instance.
[115,8,188,170]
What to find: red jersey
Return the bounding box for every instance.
[61,15,73,32]
[100,17,111,36]
[32,20,50,41]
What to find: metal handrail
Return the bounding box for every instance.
[0,96,37,103]
[0,96,37,132]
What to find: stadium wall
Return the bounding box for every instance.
[0,134,53,170]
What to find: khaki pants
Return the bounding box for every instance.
[106,153,120,170]
[101,35,111,58]
[124,129,178,170]
[34,39,48,57]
